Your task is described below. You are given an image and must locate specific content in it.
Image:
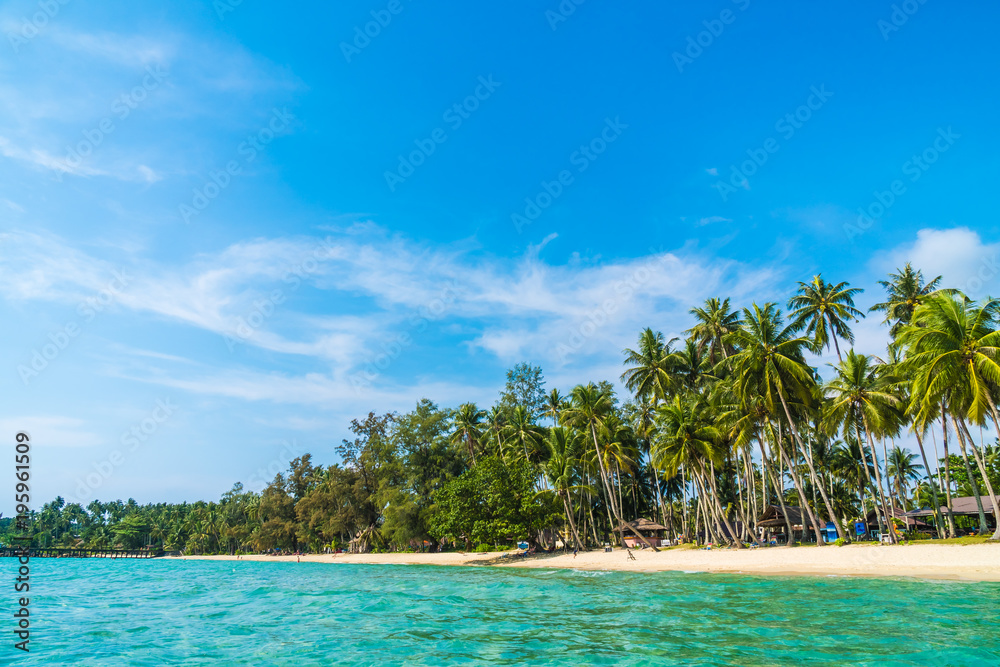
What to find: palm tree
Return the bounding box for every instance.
[823,351,902,543]
[674,338,714,391]
[686,297,741,365]
[544,388,565,426]
[886,445,922,509]
[898,294,1000,540]
[562,383,657,550]
[542,427,587,550]
[450,402,485,466]
[869,263,946,336]
[503,405,546,463]
[484,406,507,458]
[621,328,675,402]
[652,396,744,547]
[788,274,864,362]
[726,303,843,542]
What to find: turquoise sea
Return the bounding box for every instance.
[9,559,999,665]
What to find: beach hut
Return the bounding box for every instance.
[755,505,819,543]
[616,519,668,548]
[904,496,996,532]
[862,506,934,539]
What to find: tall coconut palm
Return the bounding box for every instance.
[674,338,715,391]
[869,263,946,336]
[622,328,676,402]
[686,297,742,365]
[823,351,902,543]
[886,445,922,509]
[503,405,546,464]
[543,427,587,550]
[562,383,657,550]
[484,406,507,458]
[725,303,844,542]
[898,294,1000,540]
[545,388,565,426]
[450,402,485,466]
[652,396,744,548]
[788,274,864,362]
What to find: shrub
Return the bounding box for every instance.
[834,538,847,547]
[473,544,492,553]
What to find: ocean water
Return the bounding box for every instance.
[8,559,999,666]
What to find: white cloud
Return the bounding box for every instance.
[0,226,789,407]
[871,227,1000,299]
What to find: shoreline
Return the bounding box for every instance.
[177,542,1000,582]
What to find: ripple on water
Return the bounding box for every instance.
[15,559,1000,665]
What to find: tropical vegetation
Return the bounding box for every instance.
[5,265,1000,553]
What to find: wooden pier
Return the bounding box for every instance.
[0,547,164,559]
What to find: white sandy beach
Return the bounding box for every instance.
[180,542,1000,581]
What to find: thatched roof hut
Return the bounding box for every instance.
[756,505,817,529]
[616,518,668,533]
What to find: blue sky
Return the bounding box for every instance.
[2,0,999,511]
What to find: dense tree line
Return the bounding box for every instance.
[4,263,1000,554]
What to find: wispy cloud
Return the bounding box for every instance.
[1,225,787,407]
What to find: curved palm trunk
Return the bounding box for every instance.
[861,417,898,544]
[950,415,988,533]
[466,432,477,466]
[704,464,744,548]
[958,418,1000,541]
[776,443,824,544]
[680,465,690,541]
[826,312,844,363]
[693,475,722,544]
[588,422,657,550]
[777,391,845,541]
[561,492,584,550]
[758,438,795,544]
[939,415,957,537]
[913,430,945,538]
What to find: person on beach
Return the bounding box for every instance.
[573,548,578,559]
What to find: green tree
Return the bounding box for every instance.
[430,456,556,549]
[869,263,946,336]
[498,363,547,419]
[726,303,844,542]
[686,297,742,365]
[788,274,864,362]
